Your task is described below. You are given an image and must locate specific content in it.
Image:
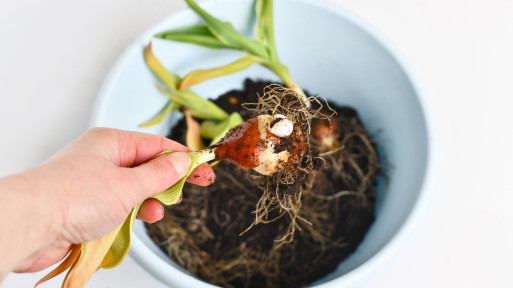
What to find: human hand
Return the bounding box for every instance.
[0,128,214,274]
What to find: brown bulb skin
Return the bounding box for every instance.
[213,117,267,170]
[214,115,305,175]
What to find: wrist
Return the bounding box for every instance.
[0,171,62,273]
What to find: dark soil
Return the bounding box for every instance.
[146,79,381,288]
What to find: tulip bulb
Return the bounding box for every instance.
[211,114,305,176]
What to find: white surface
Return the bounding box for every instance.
[1,0,512,287]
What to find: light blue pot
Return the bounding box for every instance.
[91,0,439,287]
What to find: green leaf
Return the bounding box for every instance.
[200,120,227,140]
[255,0,277,61]
[100,204,142,269]
[155,85,228,120]
[143,44,229,121]
[155,24,241,50]
[143,43,180,93]
[200,112,243,145]
[179,54,265,89]
[139,100,179,127]
[152,150,216,205]
[184,0,269,58]
[153,177,186,205]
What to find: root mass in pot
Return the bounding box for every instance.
[146,80,381,288]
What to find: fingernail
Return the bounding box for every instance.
[166,152,191,177]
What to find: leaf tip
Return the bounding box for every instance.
[143,42,153,60]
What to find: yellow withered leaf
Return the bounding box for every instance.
[34,244,81,287]
[61,225,123,288]
[185,109,206,151]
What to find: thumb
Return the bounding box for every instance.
[128,152,191,200]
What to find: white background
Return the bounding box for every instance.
[1,0,512,287]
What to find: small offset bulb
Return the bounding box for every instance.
[311,118,339,149]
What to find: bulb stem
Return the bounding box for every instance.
[190,147,217,165]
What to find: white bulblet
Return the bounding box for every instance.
[268,117,293,138]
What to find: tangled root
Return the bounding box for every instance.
[242,85,334,242]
